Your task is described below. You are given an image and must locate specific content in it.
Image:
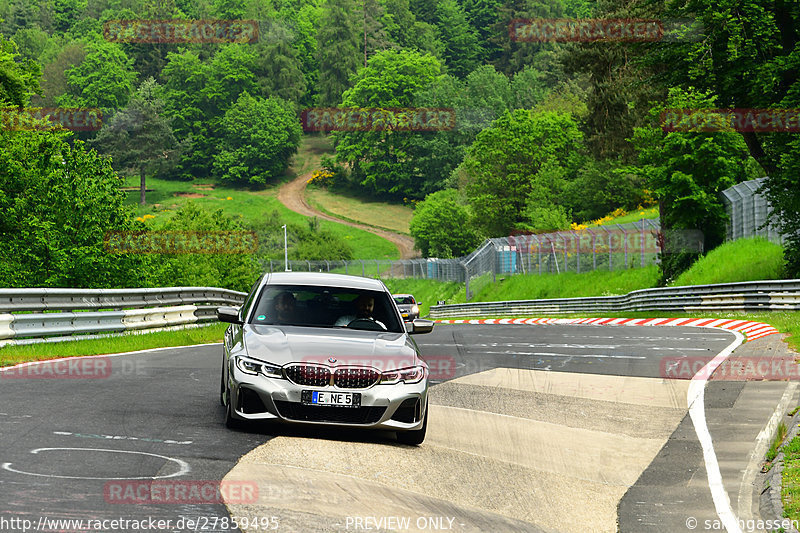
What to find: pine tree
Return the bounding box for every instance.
[317,0,361,106]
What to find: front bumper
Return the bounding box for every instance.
[227,362,428,431]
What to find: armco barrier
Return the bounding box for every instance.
[429,280,800,318]
[0,287,246,346]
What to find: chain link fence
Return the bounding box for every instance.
[720,177,783,243]
[257,179,785,301]
[257,219,664,300]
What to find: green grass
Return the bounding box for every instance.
[671,237,785,286]
[0,324,228,366]
[123,136,399,260]
[593,206,659,226]
[306,186,414,235]
[383,278,467,317]
[782,428,800,522]
[768,421,789,462]
[473,266,661,301]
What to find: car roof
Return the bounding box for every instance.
[262,272,388,292]
[392,293,414,298]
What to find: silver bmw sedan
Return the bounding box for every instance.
[217,272,434,445]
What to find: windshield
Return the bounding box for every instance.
[393,296,415,305]
[249,284,403,333]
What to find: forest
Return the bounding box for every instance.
[1,0,798,290]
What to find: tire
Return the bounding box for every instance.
[220,356,227,406]
[224,383,245,430]
[397,407,427,446]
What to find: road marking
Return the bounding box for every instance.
[1,447,190,480]
[687,329,745,533]
[467,350,647,360]
[53,431,192,445]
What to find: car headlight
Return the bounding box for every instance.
[380,365,426,385]
[235,356,283,378]
[411,305,419,314]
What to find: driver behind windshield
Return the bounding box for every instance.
[335,294,386,329]
[273,291,296,325]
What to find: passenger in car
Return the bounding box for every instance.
[273,291,297,324]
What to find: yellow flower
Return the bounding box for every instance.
[227,196,233,200]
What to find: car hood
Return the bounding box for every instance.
[243,325,419,369]
[396,304,415,311]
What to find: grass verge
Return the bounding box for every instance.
[782,430,800,522]
[474,266,660,301]
[0,324,228,366]
[124,136,399,260]
[306,185,413,235]
[672,237,785,286]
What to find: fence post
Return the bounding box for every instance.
[640,220,645,268]
[620,224,628,269]
[361,260,365,277]
[376,260,380,277]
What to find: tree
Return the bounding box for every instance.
[631,87,751,283]
[410,189,482,258]
[0,128,146,288]
[435,0,480,78]
[316,0,360,106]
[382,0,442,58]
[0,35,41,106]
[56,37,136,110]
[252,27,307,103]
[33,40,84,106]
[213,92,302,187]
[91,78,183,205]
[333,49,442,198]
[161,45,258,179]
[639,0,800,275]
[456,108,584,236]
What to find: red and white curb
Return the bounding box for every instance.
[433,317,780,342]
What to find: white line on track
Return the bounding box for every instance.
[1,447,190,480]
[687,329,746,533]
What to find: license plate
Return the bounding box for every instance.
[302,390,360,407]
[402,313,409,318]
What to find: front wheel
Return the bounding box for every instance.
[224,384,245,430]
[397,408,427,446]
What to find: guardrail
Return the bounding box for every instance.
[429,280,800,318]
[0,287,247,346]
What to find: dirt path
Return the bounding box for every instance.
[277,172,419,259]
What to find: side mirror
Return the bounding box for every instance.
[217,306,243,325]
[407,318,434,335]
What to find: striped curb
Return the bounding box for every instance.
[432,317,780,342]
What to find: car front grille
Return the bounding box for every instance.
[285,364,331,387]
[334,368,380,389]
[284,364,380,389]
[274,401,385,424]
